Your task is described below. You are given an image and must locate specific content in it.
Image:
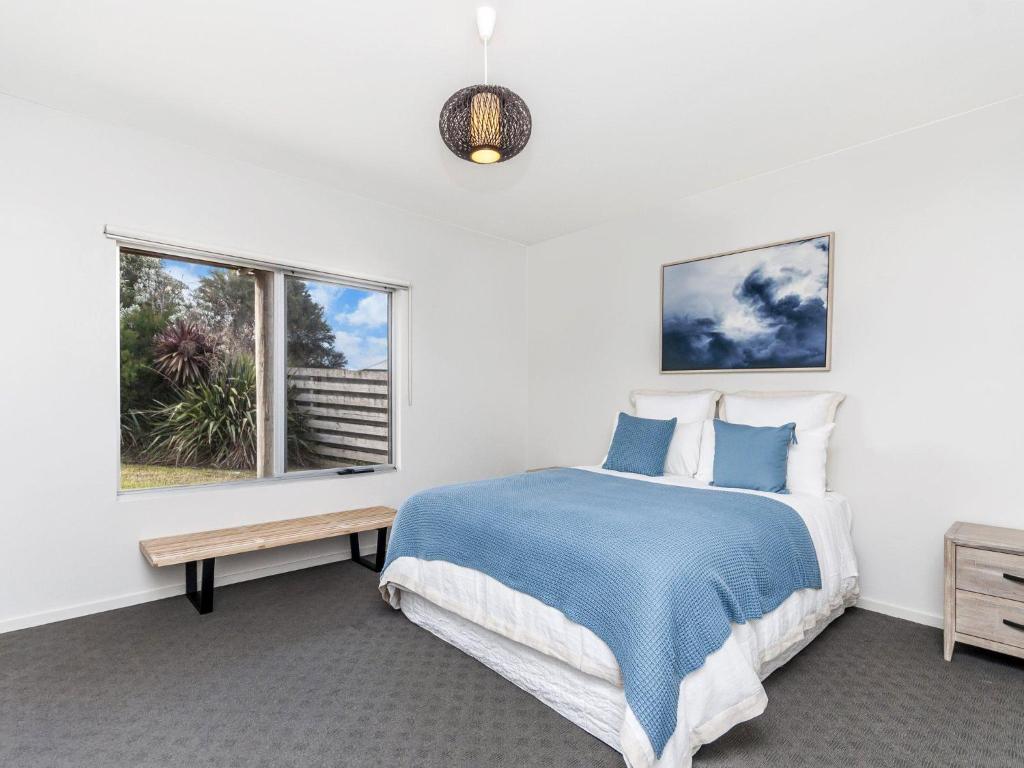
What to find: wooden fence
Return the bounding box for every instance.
[287,367,389,466]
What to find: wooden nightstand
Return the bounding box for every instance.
[944,522,1024,662]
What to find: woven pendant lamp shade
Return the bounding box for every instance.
[439,84,531,164]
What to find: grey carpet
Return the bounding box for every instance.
[1,562,1022,768]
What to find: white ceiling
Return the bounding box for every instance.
[1,1,1021,244]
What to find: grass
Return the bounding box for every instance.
[120,463,255,491]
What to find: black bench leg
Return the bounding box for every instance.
[374,527,387,571]
[185,558,215,614]
[349,528,389,573]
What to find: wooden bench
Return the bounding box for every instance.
[140,506,397,615]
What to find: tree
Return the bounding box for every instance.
[192,270,255,362]
[119,253,188,415]
[193,272,347,368]
[119,252,187,316]
[285,280,348,368]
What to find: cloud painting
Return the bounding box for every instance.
[661,234,832,371]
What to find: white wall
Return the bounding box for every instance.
[4,89,1021,634]
[527,97,1024,627]
[0,94,527,632]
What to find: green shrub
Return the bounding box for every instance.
[120,304,177,415]
[143,356,257,469]
[132,356,317,471]
[119,409,150,463]
[285,387,317,469]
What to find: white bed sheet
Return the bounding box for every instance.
[380,467,860,768]
[398,584,852,758]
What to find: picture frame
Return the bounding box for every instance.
[661,233,834,373]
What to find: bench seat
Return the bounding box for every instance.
[140,505,396,614]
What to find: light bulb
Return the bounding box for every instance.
[470,147,501,164]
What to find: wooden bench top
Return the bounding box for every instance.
[140,506,397,567]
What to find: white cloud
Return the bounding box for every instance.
[758,238,829,303]
[720,307,766,339]
[306,281,346,311]
[334,331,388,370]
[336,292,387,328]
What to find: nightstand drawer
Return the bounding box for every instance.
[956,547,1024,603]
[955,590,1024,650]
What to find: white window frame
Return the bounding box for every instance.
[108,226,409,496]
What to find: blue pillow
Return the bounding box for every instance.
[712,419,796,494]
[603,412,677,476]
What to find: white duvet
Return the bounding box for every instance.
[380,467,860,767]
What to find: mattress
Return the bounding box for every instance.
[381,467,860,767]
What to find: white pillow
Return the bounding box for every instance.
[720,391,845,430]
[787,423,834,497]
[631,390,720,422]
[695,419,715,483]
[662,420,703,476]
[634,391,721,477]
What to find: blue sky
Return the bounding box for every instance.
[162,259,388,370]
[162,258,208,294]
[303,279,388,370]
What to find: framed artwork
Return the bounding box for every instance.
[661,233,833,372]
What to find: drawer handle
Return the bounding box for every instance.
[1003,573,1024,586]
[1004,619,1024,632]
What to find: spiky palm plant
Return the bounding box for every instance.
[145,356,257,469]
[153,320,216,386]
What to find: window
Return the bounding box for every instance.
[286,277,391,472]
[117,246,394,492]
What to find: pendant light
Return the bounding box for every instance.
[439,7,532,164]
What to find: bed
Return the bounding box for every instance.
[379,465,859,768]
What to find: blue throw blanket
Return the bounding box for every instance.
[383,469,821,757]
